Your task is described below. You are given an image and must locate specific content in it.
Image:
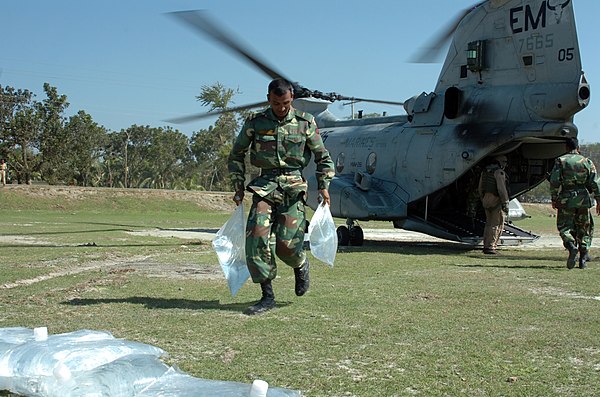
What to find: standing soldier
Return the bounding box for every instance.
[478,155,510,254]
[0,159,7,186]
[549,137,600,269]
[228,78,335,315]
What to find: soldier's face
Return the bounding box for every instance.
[268,90,293,120]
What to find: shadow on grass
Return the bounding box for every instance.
[451,262,563,271]
[160,228,219,233]
[338,240,475,255]
[2,228,140,236]
[62,296,291,312]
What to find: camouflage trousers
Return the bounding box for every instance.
[557,207,591,250]
[245,190,307,283]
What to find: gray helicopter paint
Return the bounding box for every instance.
[299,0,589,243]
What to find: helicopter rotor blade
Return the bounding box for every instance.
[409,2,483,63]
[336,96,404,106]
[167,10,288,81]
[164,100,270,124]
[166,10,404,119]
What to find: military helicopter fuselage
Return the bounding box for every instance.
[169,0,590,246]
[300,0,590,245]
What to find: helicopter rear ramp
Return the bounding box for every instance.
[398,212,539,246]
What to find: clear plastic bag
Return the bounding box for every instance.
[308,203,337,267]
[212,204,250,296]
[136,367,301,397]
[0,329,166,396]
[0,327,303,397]
[48,354,169,397]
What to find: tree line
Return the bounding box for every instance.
[2,82,599,200]
[0,82,245,191]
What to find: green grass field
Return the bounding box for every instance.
[1,186,599,396]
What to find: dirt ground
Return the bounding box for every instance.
[0,185,565,289]
[1,184,563,250]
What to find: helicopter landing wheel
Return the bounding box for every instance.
[349,226,364,246]
[337,225,350,246]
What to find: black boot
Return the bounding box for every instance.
[243,280,275,315]
[579,248,588,269]
[565,241,578,269]
[294,259,310,296]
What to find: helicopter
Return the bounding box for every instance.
[168,0,590,246]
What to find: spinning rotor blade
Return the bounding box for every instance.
[165,100,270,124]
[167,10,288,81]
[166,10,404,123]
[409,2,483,63]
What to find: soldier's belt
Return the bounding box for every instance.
[261,168,301,176]
[562,187,588,198]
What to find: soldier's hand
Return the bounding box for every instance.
[233,190,244,206]
[318,189,330,206]
[596,201,600,216]
[552,198,559,210]
[502,201,509,214]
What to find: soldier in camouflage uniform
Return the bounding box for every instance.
[478,155,510,254]
[228,78,335,315]
[549,137,600,269]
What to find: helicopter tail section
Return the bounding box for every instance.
[435,0,588,123]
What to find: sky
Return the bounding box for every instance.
[2,0,599,143]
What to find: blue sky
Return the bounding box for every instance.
[2,0,599,143]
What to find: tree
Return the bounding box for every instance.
[111,125,191,189]
[101,132,126,188]
[190,83,245,191]
[11,107,41,184]
[0,86,40,184]
[36,83,70,184]
[145,127,191,189]
[64,111,108,186]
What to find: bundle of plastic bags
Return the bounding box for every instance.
[212,204,250,296]
[0,327,302,396]
[212,202,337,298]
[0,328,166,397]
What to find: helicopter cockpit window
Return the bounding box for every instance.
[467,40,485,72]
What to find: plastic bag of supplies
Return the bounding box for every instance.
[308,202,338,267]
[212,204,250,296]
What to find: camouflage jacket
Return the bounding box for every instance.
[549,150,600,209]
[228,107,335,198]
